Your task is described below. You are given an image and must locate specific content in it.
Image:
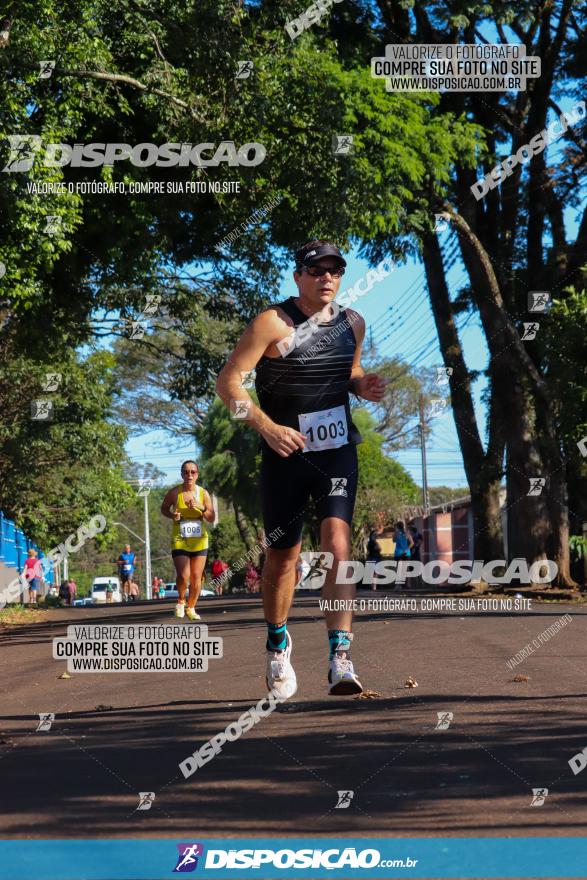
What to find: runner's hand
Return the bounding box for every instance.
[261,423,306,457]
[172,510,181,522]
[355,373,386,402]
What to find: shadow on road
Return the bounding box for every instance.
[1,691,586,839]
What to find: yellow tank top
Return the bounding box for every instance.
[171,486,209,552]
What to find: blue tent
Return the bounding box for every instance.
[0,511,54,585]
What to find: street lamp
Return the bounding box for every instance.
[112,523,145,545]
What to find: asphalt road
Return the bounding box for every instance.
[1,593,586,841]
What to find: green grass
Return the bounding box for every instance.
[0,604,47,626]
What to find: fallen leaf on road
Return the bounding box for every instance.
[512,674,530,682]
[94,705,113,712]
[58,671,71,679]
[354,689,381,700]
[404,676,418,688]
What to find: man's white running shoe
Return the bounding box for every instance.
[265,630,297,700]
[328,652,363,695]
[185,607,201,621]
[174,602,185,618]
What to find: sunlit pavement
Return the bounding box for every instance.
[1,595,586,839]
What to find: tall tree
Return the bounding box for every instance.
[367,0,586,583]
[0,331,132,545]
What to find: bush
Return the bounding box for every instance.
[41,594,63,608]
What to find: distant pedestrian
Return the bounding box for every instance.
[408,524,423,562]
[211,558,226,580]
[117,544,136,600]
[129,580,140,601]
[158,583,166,600]
[106,578,115,603]
[211,559,229,595]
[152,577,160,600]
[59,581,70,604]
[367,524,384,591]
[23,549,43,605]
[393,521,413,593]
[67,578,77,604]
[393,521,413,560]
[245,561,260,593]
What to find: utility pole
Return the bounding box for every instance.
[144,492,152,600]
[419,394,429,514]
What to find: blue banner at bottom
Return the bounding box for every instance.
[1,837,586,879]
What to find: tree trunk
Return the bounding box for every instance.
[448,212,574,584]
[422,232,505,562]
[469,478,504,561]
[534,398,577,587]
[505,382,551,566]
[232,502,255,555]
[381,2,576,587]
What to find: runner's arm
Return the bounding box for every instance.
[347,311,366,395]
[200,489,215,523]
[216,311,306,456]
[160,487,180,520]
[347,310,386,402]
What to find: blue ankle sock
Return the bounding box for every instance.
[328,629,352,660]
[266,621,287,652]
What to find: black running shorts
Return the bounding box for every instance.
[260,444,359,549]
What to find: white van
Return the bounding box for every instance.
[91,576,122,604]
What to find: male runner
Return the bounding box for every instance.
[216,240,385,697]
[117,544,135,601]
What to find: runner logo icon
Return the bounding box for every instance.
[36,713,55,732]
[435,711,454,730]
[3,135,42,172]
[299,552,334,589]
[335,790,354,809]
[329,477,348,497]
[137,792,155,811]
[530,788,548,806]
[173,843,204,872]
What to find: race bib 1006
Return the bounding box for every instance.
[179,520,203,539]
[298,405,348,452]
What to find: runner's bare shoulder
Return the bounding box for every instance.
[253,304,296,357]
[344,307,365,341]
[257,303,295,332]
[162,485,181,509]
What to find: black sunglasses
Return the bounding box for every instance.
[301,266,345,278]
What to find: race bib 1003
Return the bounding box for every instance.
[179,520,203,539]
[298,405,348,452]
